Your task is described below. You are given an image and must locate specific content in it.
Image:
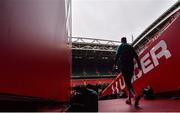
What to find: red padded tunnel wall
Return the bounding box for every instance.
[0,0,70,102]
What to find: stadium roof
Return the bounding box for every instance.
[132,1,179,51]
[70,37,121,52]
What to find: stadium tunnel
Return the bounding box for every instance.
[0,0,180,112]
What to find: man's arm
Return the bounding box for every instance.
[112,45,121,73]
[132,47,142,70]
[114,45,121,66]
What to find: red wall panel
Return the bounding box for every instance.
[0,0,70,101]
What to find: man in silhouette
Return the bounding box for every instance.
[113,37,142,107]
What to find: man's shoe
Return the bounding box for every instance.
[125,99,131,105]
[134,95,141,107]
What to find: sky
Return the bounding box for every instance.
[72,0,177,43]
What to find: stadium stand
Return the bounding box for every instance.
[72,64,113,76]
[70,37,121,77]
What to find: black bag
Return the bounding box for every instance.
[142,86,155,100]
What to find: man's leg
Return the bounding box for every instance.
[126,88,132,104]
[123,71,141,107]
[129,86,141,106]
[127,79,141,107]
[123,73,133,104]
[130,87,137,97]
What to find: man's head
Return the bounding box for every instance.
[121,37,127,43]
